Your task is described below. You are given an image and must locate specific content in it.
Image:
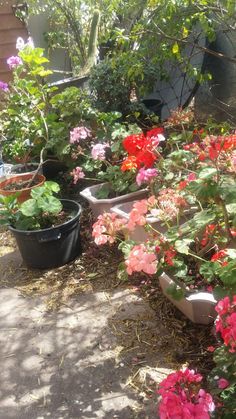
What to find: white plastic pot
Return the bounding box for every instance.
[159,272,217,325]
[111,201,197,243]
[80,183,148,218]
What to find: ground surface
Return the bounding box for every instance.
[0,207,214,419]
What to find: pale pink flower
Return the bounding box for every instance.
[127,199,148,230]
[217,378,229,389]
[7,56,22,69]
[70,166,85,184]
[125,243,157,275]
[92,213,127,245]
[157,188,188,220]
[150,133,165,147]
[136,167,158,186]
[91,143,109,160]
[70,126,92,144]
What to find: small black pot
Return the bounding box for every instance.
[9,199,82,269]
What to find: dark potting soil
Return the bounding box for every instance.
[37,210,73,230]
[3,179,39,191]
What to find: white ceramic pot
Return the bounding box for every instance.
[80,183,148,218]
[111,201,197,243]
[159,272,217,325]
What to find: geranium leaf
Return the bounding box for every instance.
[175,238,192,254]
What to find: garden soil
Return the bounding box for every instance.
[0,214,215,419]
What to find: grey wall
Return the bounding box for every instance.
[27,12,72,82]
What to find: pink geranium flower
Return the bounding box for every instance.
[158,368,215,419]
[0,80,9,92]
[91,143,109,160]
[70,126,92,144]
[136,167,158,186]
[217,378,229,389]
[215,296,236,353]
[92,212,127,245]
[127,199,149,230]
[125,243,158,275]
[70,166,85,184]
[7,56,23,69]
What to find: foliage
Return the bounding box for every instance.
[0,39,107,165]
[0,181,63,231]
[208,296,236,417]
[0,40,55,163]
[90,111,236,299]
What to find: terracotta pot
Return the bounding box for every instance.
[0,173,45,203]
[159,272,217,325]
[80,182,148,218]
[111,201,197,243]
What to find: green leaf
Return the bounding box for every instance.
[117,262,128,281]
[199,262,217,281]
[37,196,62,214]
[20,199,41,217]
[96,184,111,199]
[198,167,217,179]
[44,181,60,193]
[175,238,192,254]
[166,284,185,301]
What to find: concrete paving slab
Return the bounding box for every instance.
[0,284,159,418]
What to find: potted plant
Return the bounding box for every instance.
[79,126,166,216]
[91,128,236,324]
[0,38,89,179]
[0,181,82,269]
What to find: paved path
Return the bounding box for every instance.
[0,242,164,419]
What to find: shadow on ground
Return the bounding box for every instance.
[0,227,213,418]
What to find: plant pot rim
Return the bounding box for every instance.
[0,173,45,193]
[8,199,82,235]
[160,272,217,303]
[159,272,217,324]
[80,182,147,204]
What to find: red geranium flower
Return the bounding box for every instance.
[136,149,157,168]
[122,133,146,155]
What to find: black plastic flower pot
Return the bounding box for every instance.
[9,199,82,269]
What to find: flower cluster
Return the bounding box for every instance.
[164,107,194,127]
[70,166,85,184]
[215,296,236,353]
[136,167,158,186]
[125,243,158,275]
[184,134,236,168]
[6,55,23,69]
[16,36,34,50]
[91,143,109,160]
[0,81,9,92]
[158,368,215,419]
[121,127,164,171]
[92,213,127,245]
[70,126,92,144]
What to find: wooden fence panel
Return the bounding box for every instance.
[0,1,28,82]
